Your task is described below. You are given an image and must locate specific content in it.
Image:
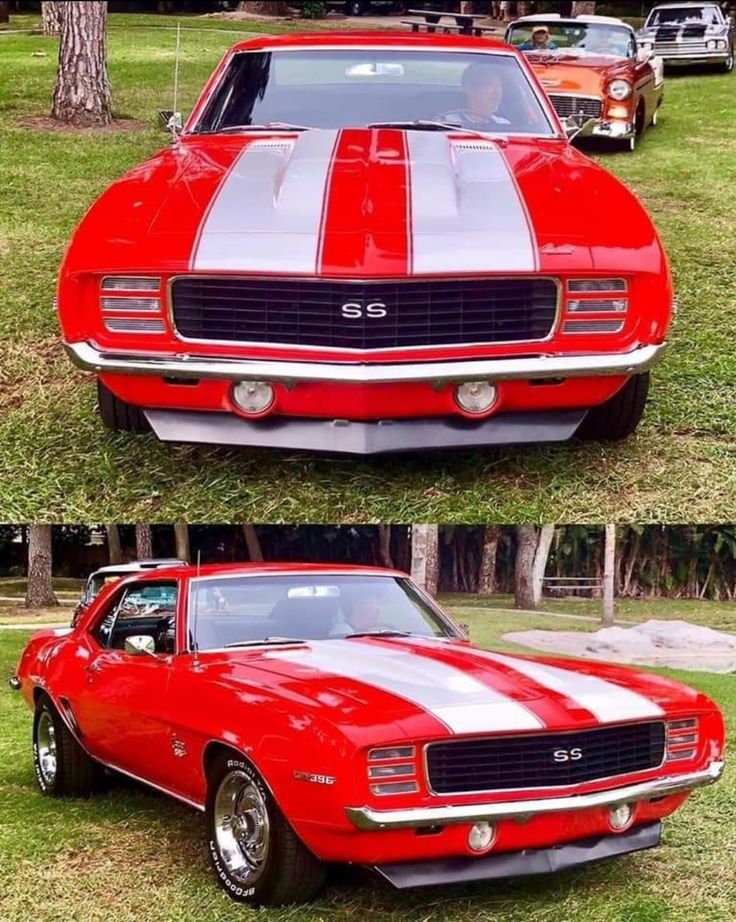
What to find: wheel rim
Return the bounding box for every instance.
[214,771,270,885]
[36,711,57,785]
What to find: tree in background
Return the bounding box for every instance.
[25,526,57,608]
[243,525,264,562]
[571,1,596,14]
[135,524,153,559]
[174,523,191,563]
[514,525,555,609]
[239,2,288,14]
[0,3,9,25]
[41,1,61,36]
[52,1,112,126]
[602,524,616,626]
[477,526,500,595]
[105,525,123,564]
[411,525,439,594]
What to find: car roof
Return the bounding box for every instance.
[126,562,409,582]
[648,2,720,8]
[513,14,632,28]
[88,559,187,578]
[229,30,511,54]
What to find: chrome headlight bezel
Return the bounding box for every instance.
[608,79,633,101]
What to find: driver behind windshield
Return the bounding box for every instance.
[331,591,385,637]
[441,62,511,131]
[519,25,558,52]
[583,29,628,56]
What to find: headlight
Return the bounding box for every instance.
[608,79,632,101]
[707,39,717,50]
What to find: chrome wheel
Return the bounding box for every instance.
[214,771,271,886]
[36,710,57,785]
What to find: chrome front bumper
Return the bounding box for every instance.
[657,51,731,64]
[345,761,724,830]
[592,120,635,141]
[64,341,666,386]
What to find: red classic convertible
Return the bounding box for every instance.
[11,564,724,906]
[58,31,673,454]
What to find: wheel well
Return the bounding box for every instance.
[32,686,46,706]
[203,741,254,780]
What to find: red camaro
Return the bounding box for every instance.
[58,31,673,454]
[11,564,724,906]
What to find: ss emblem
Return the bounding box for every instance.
[553,747,583,763]
[341,301,388,319]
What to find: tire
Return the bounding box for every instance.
[97,379,149,433]
[206,752,326,906]
[32,695,100,797]
[722,49,734,73]
[577,372,650,442]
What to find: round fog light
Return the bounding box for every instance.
[468,821,496,853]
[609,802,634,831]
[232,381,275,417]
[455,381,498,416]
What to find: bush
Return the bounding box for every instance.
[301,0,326,17]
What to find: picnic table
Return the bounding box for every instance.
[404,8,499,37]
[542,576,603,599]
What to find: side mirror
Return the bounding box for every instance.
[125,635,157,657]
[637,47,652,62]
[564,113,597,141]
[159,110,183,136]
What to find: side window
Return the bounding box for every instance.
[94,582,179,655]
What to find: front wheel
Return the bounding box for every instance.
[206,753,326,906]
[32,695,100,797]
[97,379,150,433]
[577,372,650,442]
[722,49,734,72]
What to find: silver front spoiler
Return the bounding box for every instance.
[64,340,666,386]
[345,761,724,830]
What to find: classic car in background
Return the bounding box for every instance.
[59,31,673,455]
[505,14,665,150]
[11,563,725,906]
[637,3,735,72]
[72,558,187,625]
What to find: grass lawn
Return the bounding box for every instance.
[1,604,734,922]
[1,14,736,522]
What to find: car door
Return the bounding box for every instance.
[69,579,181,788]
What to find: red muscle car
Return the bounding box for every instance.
[11,564,724,906]
[505,14,665,151]
[59,32,673,455]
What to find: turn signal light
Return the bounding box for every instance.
[231,381,276,417]
[367,745,419,795]
[101,277,161,291]
[666,718,699,762]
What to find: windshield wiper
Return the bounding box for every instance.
[212,121,312,134]
[366,119,463,132]
[224,637,307,648]
[345,630,414,639]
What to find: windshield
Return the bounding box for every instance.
[645,6,720,26]
[188,575,454,650]
[507,21,636,58]
[194,49,555,136]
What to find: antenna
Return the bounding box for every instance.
[191,549,201,661]
[171,22,182,148]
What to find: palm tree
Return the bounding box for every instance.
[25,526,57,608]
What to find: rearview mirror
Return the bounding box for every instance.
[564,114,597,141]
[125,635,156,657]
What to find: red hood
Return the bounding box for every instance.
[196,637,713,743]
[63,128,661,281]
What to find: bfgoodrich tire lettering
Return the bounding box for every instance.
[577,372,650,441]
[206,753,326,906]
[32,695,100,797]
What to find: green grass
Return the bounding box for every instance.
[1,607,734,922]
[1,15,736,521]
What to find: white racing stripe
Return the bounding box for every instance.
[267,639,543,734]
[476,651,664,724]
[406,134,538,275]
[192,131,339,273]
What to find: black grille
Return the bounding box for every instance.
[426,722,665,794]
[549,95,603,119]
[171,277,558,350]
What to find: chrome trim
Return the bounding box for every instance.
[98,759,206,811]
[101,276,162,292]
[166,275,563,354]
[64,340,666,385]
[346,760,724,830]
[422,720,668,797]
[8,676,21,691]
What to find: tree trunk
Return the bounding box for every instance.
[531,525,555,608]
[0,3,9,25]
[571,2,596,15]
[52,1,112,126]
[477,525,500,594]
[411,525,439,595]
[105,524,123,564]
[376,525,393,568]
[243,525,264,562]
[239,2,288,14]
[135,524,153,559]
[602,524,616,626]
[25,526,57,608]
[42,1,61,35]
[174,523,191,563]
[514,525,538,610]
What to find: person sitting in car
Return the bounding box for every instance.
[441,62,511,131]
[519,25,558,52]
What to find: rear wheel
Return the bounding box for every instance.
[206,753,326,906]
[32,695,100,797]
[577,372,650,442]
[97,379,149,433]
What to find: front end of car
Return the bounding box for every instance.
[638,18,733,67]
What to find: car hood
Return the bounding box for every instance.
[64,128,661,280]
[205,636,709,741]
[528,55,631,96]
